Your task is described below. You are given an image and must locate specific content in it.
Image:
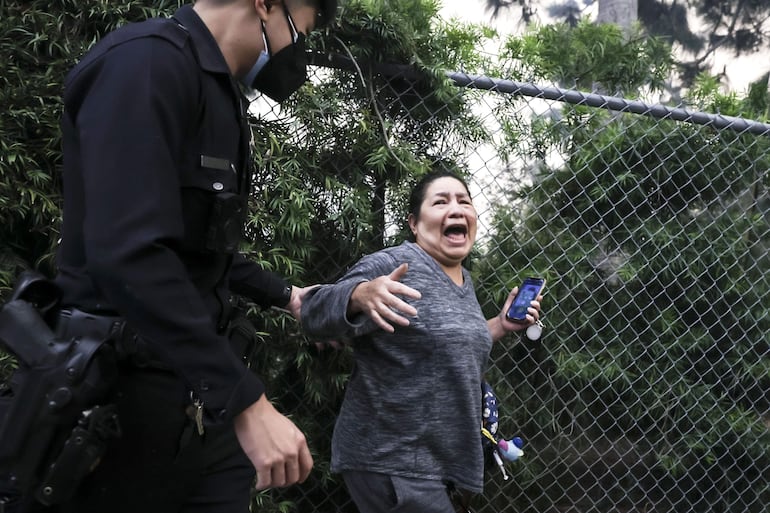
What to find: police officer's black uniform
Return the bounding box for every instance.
[53,5,295,512]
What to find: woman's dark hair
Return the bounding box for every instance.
[407,169,472,221]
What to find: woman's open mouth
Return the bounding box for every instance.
[443,224,468,243]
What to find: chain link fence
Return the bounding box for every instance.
[251,59,770,513]
[0,3,766,511]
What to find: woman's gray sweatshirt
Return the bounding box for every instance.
[301,242,493,493]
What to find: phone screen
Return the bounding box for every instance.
[505,277,545,323]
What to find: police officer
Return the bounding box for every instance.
[53,0,337,511]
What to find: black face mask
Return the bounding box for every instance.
[248,7,308,103]
[250,32,308,102]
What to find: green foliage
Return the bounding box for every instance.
[501,20,673,95]
[479,27,770,509]
[689,71,770,122]
[0,0,184,294]
[496,0,770,87]
[242,0,495,284]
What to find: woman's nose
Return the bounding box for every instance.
[448,202,464,216]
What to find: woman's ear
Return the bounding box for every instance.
[407,213,417,235]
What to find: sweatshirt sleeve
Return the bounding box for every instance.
[301,251,397,340]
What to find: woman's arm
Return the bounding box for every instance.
[301,255,420,339]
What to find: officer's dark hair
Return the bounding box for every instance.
[276,0,338,28]
[407,167,472,222]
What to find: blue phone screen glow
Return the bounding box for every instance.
[506,279,543,321]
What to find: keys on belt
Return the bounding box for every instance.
[185,392,205,436]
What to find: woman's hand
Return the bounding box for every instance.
[349,263,422,333]
[488,287,543,342]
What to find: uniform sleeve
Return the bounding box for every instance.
[301,252,396,340]
[66,36,262,424]
[229,253,292,309]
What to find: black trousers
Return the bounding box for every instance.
[60,364,254,513]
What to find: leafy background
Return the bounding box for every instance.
[1,1,769,512]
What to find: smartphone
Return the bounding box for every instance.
[505,277,546,324]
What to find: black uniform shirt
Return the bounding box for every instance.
[56,5,289,424]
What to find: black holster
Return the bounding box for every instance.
[223,310,261,368]
[0,272,120,511]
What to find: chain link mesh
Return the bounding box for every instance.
[252,61,770,513]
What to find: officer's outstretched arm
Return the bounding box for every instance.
[233,396,313,490]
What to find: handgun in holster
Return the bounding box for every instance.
[0,271,121,512]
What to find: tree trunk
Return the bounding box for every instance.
[596,0,638,31]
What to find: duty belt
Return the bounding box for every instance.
[54,308,259,370]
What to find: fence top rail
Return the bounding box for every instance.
[448,72,770,137]
[309,52,770,137]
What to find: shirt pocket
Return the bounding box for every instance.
[178,156,244,253]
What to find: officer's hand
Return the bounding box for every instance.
[234,395,313,490]
[285,285,320,321]
[349,263,421,333]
